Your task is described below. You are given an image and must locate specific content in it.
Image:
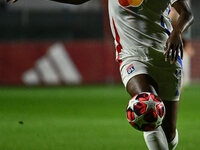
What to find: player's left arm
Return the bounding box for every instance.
[5,0,17,3]
[165,0,194,63]
[5,0,90,4]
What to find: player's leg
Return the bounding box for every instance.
[143,126,169,150]
[126,74,169,150]
[162,101,179,150]
[158,66,182,150]
[126,74,158,96]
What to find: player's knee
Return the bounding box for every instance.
[126,74,158,97]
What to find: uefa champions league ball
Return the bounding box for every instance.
[126,92,166,131]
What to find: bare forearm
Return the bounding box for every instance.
[6,0,90,4]
[172,0,194,34]
[50,0,90,5]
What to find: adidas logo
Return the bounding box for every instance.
[22,43,82,85]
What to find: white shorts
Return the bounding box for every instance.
[120,56,183,101]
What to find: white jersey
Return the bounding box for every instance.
[109,0,178,62]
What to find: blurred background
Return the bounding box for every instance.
[0,0,199,86]
[0,0,121,86]
[0,0,199,85]
[0,0,200,150]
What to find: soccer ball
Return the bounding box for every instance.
[126,92,166,131]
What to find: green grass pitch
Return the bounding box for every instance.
[0,84,199,150]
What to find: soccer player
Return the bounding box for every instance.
[6,0,193,149]
[108,1,192,150]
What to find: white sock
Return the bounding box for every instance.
[168,129,178,150]
[144,126,169,150]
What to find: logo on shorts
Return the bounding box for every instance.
[174,69,182,96]
[126,64,135,74]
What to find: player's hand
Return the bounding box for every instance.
[5,0,18,3]
[164,29,183,64]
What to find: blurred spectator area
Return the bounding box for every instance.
[0,0,119,86]
[0,0,104,40]
[190,0,200,40]
[0,0,200,40]
[0,0,200,85]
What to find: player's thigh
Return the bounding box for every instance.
[161,101,179,142]
[126,74,158,97]
[152,67,181,142]
[156,67,183,101]
[120,60,158,97]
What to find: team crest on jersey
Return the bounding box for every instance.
[126,64,135,74]
[118,0,144,7]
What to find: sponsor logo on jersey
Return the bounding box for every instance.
[118,0,144,7]
[126,64,135,74]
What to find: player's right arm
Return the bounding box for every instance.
[164,0,193,63]
[5,0,90,5]
[49,0,90,4]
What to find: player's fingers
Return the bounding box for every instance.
[180,44,183,59]
[170,48,175,64]
[175,48,179,63]
[164,50,170,62]
[174,44,180,63]
[164,41,169,54]
[164,42,170,62]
